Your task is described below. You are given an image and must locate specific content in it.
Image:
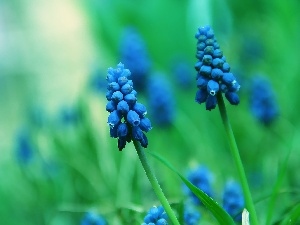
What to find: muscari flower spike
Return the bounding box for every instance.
[184,205,201,225]
[142,206,168,225]
[120,27,151,92]
[222,180,245,222]
[81,212,107,225]
[16,129,33,164]
[250,76,278,125]
[147,75,175,126]
[106,63,152,151]
[183,165,213,205]
[194,25,240,110]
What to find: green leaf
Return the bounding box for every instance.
[148,152,236,225]
[279,202,300,225]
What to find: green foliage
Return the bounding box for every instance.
[0,0,299,224]
[149,152,236,225]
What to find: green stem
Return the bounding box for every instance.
[217,92,259,225]
[133,140,180,225]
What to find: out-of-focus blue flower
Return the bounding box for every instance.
[142,206,168,225]
[194,25,240,110]
[120,27,151,92]
[81,212,106,225]
[250,76,278,125]
[222,180,244,222]
[147,75,175,126]
[184,205,201,225]
[15,129,33,164]
[59,106,80,125]
[172,59,193,89]
[184,166,213,205]
[106,63,152,151]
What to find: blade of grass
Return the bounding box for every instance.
[265,127,296,225]
[279,202,300,225]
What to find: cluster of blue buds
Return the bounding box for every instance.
[106,63,152,151]
[147,75,175,126]
[120,27,151,92]
[194,25,240,110]
[222,181,244,221]
[184,206,201,225]
[142,206,168,225]
[81,212,107,225]
[250,76,278,125]
[184,165,213,205]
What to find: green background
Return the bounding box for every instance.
[0,0,299,224]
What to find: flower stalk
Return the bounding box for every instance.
[217,91,259,225]
[133,140,180,225]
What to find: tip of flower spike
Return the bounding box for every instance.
[143,206,168,224]
[117,62,124,68]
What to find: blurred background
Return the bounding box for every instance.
[0,0,299,224]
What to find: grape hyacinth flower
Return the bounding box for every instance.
[120,27,151,92]
[173,60,193,89]
[106,63,152,151]
[184,166,213,205]
[142,206,168,225]
[147,75,175,126]
[222,181,245,222]
[59,106,80,125]
[250,76,278,125]
[184,205,201,225]
[194,25,240,110]
[81,212,106,225]
[15,129,33,164]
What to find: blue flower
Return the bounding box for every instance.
[59,106,80,125]
[184,166,213,205]
[106,63,152,150]
[194,25,240,110]
[142,206,168,225]
[120,27,151,92]
[81,212,106,225]
[184,205,201,225]
[15,129,33,164]
[250,76,278,125]
[222,180,244,222]
[172,59,193,89]
[147,75,175,126]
